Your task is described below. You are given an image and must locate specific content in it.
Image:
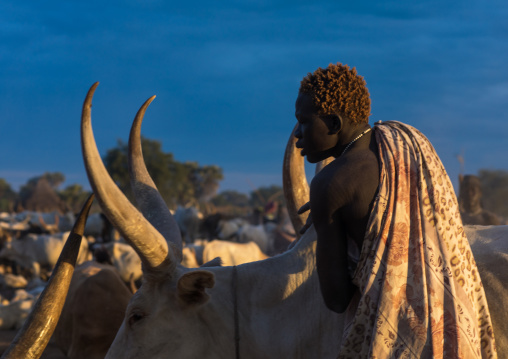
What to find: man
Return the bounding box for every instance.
[295,63,496,358]
[458,174,501,225]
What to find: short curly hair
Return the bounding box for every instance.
[299,63,371,125]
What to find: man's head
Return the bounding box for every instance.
[294,63,371,163]
[299,63,371,125]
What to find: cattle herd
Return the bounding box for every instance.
[0,83,506,358]
[0,199,296,356]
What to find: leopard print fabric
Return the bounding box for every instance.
[338,121,496,358]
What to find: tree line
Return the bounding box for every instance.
[0,137,283,214]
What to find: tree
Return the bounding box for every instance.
[18,172,65,203]
[103,136,223,209]
[0,178,17,212]
[17,172,66,212]
[477,169,508,219]
[190,163,223,202]
[42,172,65,188]
[58,184,93,213]
[211,190,250,208]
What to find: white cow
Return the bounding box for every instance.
[216,218,248,240]
[173,206,203,244]
[14,211,76,233]
[93,242,143,283]
[0,289,35,330]
[0,215,31,232]
[237,223,272,254]
[217,219,273,254]
[182,240,269,267]
[0,231,90,276]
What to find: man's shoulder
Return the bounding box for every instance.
[311,151,379,203]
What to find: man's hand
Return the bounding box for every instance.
[298,202,313,234]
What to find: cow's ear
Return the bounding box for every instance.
[177,270,215,306]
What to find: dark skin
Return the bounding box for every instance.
[294,92,380,313]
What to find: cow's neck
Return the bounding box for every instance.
[206,227,343,358]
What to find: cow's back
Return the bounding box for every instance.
[203,240,268,266]
[466,225,508,358]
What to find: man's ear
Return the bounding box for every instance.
[322,114,342,134]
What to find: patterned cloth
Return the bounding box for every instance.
[338,121,496,358]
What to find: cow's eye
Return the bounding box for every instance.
[128,311,146,327]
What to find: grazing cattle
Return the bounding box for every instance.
[0,216,31,233]
[6,85,508,358]
[236,223,272,254]
[84,212,116,242]
[1,195,96,359]
[204,240,269,265]
[0,290,35,330]
[14,211,76,233]
[0,231,91,277]
[216,217,248,241]
[182,240,269,267]
[92,242,142,283]
[216,215,296,256]
[0,274,28,291]
[217,218,274,254]
[173,205,203,244]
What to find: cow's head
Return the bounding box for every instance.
[82,84,229,358]
[5,83,313,359]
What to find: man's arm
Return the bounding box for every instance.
[310,173,356,313]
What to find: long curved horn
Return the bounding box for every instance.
[282,125,333,235]
[128,96,183,261]
[282,125,310,235]
[81,83,173,273]
[1,195,94,359]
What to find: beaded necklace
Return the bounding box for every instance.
[340,127,372,156]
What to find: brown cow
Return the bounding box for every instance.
[49,261,132,359]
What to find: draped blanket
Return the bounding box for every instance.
[339,121,496,358]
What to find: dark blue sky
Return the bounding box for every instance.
[1,0,507,194]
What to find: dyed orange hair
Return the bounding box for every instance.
[299,63,371,125]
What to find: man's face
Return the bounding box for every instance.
[294,92,338,163]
